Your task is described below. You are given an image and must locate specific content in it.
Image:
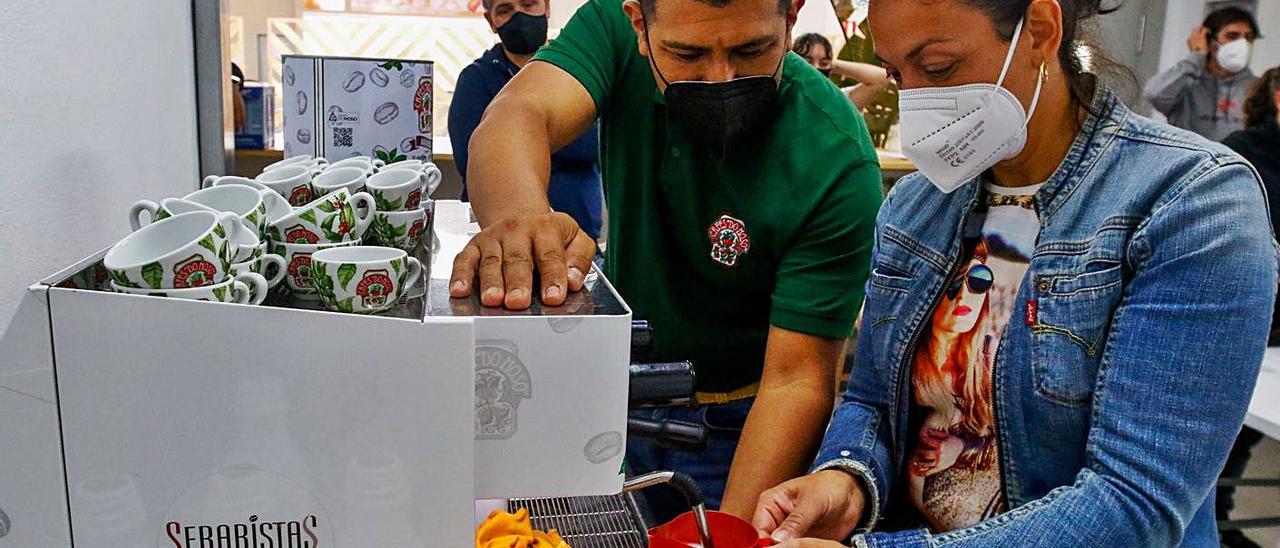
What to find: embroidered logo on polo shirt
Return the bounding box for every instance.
[707,215,751,267]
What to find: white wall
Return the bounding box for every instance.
[229,0,297,81]
[0,1,200,338]
[1157,0,1280,74]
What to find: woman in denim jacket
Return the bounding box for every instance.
[753,1,1278,547]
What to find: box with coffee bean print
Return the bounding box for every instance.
[282,55,433,164]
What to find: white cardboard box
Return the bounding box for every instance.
[0,200,632,546]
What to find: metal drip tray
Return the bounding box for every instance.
[509,494,648,547]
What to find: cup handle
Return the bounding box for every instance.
[349,191,376,236]
[234,272,269,305]
[314,157,329,167]
[216,212,241,245]
[259,254,287,287]
[422,164,443,196]
[128,200,160,231]
[404,257,423,288]
[230,281,252,304]
[201,175,218,189]
[372,158,386,169]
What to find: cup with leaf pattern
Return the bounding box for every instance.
[204,176,293,225]
[369,208,426,252]
[380,161,443,201]
[266,188,375,245]
[112,271,269,305]
[231,252,286,289]
[272,238,362,299]
[312,166,370,197]
[180,185,271,237]
[257,164,320,207]
[311,246,422,314]
[105,211,240,290]
[366,166,440,212]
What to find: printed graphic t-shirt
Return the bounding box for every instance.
[907,181,1043,532]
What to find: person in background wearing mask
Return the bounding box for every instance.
[753,0,1276,546]
[449,0,884,524]
[1144,7,1259,142]
[1217,68,1280,548]
[448,0,605,240]
[792,33,895,110]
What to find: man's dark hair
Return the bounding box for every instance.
[639,0,790,20]
[1204,7,1260,41]
[792,33,832,59]
[940,0,1125,114]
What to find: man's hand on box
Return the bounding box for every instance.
[449,212,595,310]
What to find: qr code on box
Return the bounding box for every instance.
[333,127,353,147]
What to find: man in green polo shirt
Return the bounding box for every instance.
[449,0,883,521]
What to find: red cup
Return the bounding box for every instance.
[648,510,776,548]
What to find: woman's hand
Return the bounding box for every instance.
[752,470,865,542]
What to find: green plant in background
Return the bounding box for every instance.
[835,15,899,149]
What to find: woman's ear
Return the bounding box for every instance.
[622,0,650,58]
[1025,0,1064,69]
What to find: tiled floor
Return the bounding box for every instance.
[1233,437,1280,546]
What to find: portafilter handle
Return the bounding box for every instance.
[623,471,715,548]
[629,361,697,408]
[627,417,709,452]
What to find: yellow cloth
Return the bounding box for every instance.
[476,508,571,548]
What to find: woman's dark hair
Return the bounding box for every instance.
[955,0,1123,111]
[1203,7,1260,42]
[1244,68,1280,129]
[793,33,833,60]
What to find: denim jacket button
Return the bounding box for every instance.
[840,450,851,457]
[1037,279,1051,292]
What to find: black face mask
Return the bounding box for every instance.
[642,16,783,152]
[497,12,548,55]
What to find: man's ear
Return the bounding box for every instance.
[786,0,803,31]
[622,0,650,58]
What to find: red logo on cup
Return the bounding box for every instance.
[289,253,313,288]
[408,219,424,240]
[289,185,313,206]
[174,254,219,288]
[404,189,423,210]
[707,215,751,268]
[285,224,320,245]
[356,269,395,308]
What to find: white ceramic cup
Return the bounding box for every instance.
[272,238,363,299]
[311,246,423,314]
[370,208,426,252]
[112,271,269,305]
[202,176,292,224]
[263,155,327,172]
[105,211,240,290]
[312,166,369,196]
[180,185,270,236]
[327,156,385,173]
[366,167,439,212]
[380,161,442,200]
[128,197,205,231]
[266,188,375,245]
[228,221,263,264]
[256,164,320,207]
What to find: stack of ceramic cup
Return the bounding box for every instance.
[366,160,442,252]
[104,210,269,305]
[131,183,291,292]
[265,180,376,299]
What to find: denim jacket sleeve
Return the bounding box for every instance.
[855,161,1279,547]
[811,188,900,534]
